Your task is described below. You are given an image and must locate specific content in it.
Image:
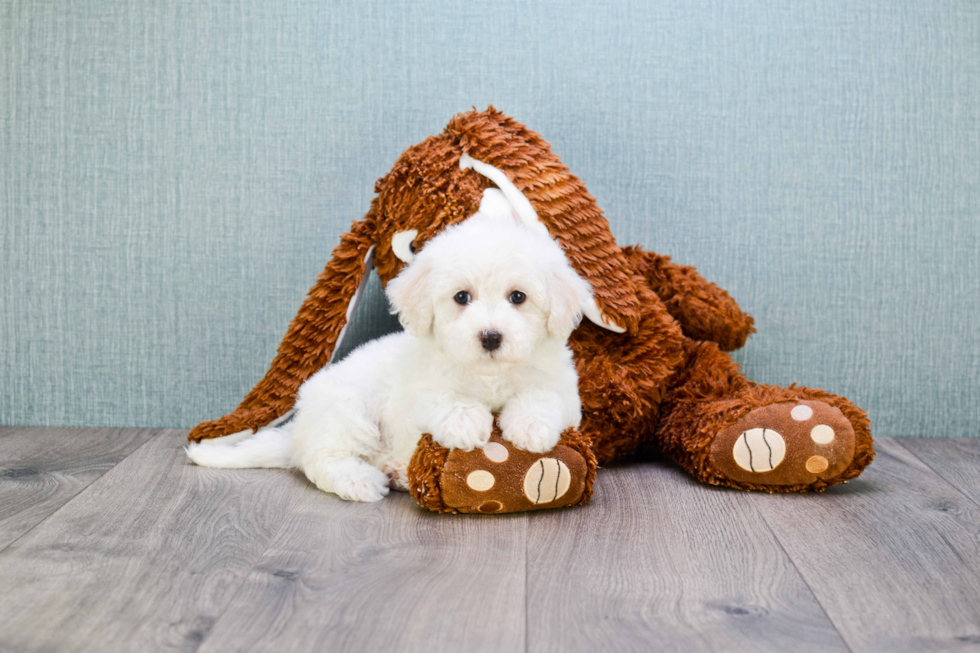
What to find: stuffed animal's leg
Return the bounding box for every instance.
[654,341,874,491]
[188,217,377,443]
[408,423,597,514]
[623,246,756,352]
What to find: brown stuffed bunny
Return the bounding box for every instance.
[190,108,874,514]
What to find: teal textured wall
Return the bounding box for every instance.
[2,0,978,436]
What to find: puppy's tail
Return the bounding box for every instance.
[185,424,293,469]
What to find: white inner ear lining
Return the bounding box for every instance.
[458,153,626,334]
[478,188,521,223]
[391,229,417,263]
[460,153,543,234]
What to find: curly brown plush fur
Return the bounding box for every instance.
[190,107,874,511]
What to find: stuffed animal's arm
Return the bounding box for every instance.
[188,218,377,442]
[622,245,755,351]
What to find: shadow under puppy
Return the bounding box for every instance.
[186,210,592,502]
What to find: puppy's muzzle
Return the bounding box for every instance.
[480,329,503,352]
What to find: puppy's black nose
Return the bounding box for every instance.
[480,329,503,351]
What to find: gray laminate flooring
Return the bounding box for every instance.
[0,427,978,653]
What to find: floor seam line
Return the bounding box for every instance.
[887,439,980,512]
[747,495,856,653]
[525,512,530,653]
[0,428,163,557]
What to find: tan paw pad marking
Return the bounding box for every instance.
[733,428,786,473]
[806,455,830,473]
[524,458,571,504]
[466,470,495,491]
[791,405,813,421]
[482,441,509,463]
[478,500,503,513]
[810,424,835,444]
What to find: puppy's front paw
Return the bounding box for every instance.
[498,390,569,454]
[499,411,562,453]
[500,421,561,453]
[332,465,390,502]
[432,404,493,451]
[306,458,390,502]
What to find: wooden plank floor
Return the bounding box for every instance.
[1,428,978,652]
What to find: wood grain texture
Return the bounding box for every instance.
[197,489,527,653]
[898,438,980,508]
[4,429,980,652]
[0,430,306,653]
[0,426,154,551]
[525,457,848,653]
[754,438,980,652]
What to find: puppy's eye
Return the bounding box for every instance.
[454,291,471,305]
[509,290,526,305]
[409,241,417,254]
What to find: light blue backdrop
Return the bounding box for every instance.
[2,0,978,437]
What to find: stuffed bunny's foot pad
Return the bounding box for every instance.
[409,429,596,514]
[710,400,856,487]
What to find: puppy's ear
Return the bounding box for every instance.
[386,258,434,336]
[547,263,594,338]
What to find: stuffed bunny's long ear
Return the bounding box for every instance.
[189,215,378,442]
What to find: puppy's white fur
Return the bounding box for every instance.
[186,213,592,502]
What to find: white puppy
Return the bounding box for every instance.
[186,212,592,502]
